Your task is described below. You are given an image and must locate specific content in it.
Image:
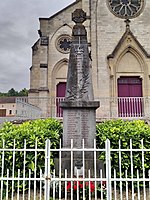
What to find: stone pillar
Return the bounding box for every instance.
[38,64,49,117]
[58,9,102,178]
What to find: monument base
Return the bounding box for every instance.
[60,100,100,148]
[58,100,102,178]
[54,155,105,178]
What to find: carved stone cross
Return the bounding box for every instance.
[72,9,86,24]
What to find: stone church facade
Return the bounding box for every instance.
[28,0,150,119]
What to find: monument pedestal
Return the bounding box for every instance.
[57,100,103,178]
[60,100,99,148]
[54,155,105,178]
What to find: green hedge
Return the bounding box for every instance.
[1,118,150,193]
[96,119,150,188]
[0,118,62,194]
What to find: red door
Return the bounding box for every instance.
[56,82,66,117]
[0,109,6,117]
[118,77,143,117]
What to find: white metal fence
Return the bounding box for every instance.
[0,139,150,199]
[15,97,150,120]
[16,98,42,119]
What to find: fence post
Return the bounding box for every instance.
[105,139,112,200]
[44,139,51,200]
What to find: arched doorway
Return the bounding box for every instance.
[51,59,68,117]
[107,28,150,118]
[118,76,143,117]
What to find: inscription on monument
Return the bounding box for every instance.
[81,110,89,139]
[65,109,91,147]
[66,110,80,146]
[67,111,78,133]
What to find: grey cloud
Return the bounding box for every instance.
[0,0,74,92]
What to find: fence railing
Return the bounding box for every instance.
[16,97,42,119]
[15,96,150,120]
[0,139,150,199]
[117,97,144,118]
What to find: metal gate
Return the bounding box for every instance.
[0,139,150,199]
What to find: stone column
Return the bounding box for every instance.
[58,9,102,177]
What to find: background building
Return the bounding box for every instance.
[27,0,150,119]
[0,97,16,117]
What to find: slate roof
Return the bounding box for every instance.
[0,97,16,104]
[39,0,81,21]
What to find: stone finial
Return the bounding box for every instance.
[72,9,86,24]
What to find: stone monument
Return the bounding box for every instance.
[60,9,101,177]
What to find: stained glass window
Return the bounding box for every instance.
[56,35,71,54]
[107,0,145,19]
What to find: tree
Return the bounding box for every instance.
[7,88,18,96]
[0,88,28,97]
[18,88,28,96]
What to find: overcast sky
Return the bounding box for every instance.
[0,0,74,92]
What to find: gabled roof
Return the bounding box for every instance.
[32,39,40,49]
[39,0,81,21]
[0,97,16,104]
[107,26,150,59]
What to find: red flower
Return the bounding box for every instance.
[67,182,71,188]
[74,185,77,191]
[67,180,95,194]
[79,182,83,189]
[90,182,95,192]
[67,182,71,191]
[84,181,95,192]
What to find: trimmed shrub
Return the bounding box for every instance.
[0,118,62,194]
[96,119,150,188]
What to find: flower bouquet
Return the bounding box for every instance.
[67,179,106,199]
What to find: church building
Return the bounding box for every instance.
[28,0,150,119]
